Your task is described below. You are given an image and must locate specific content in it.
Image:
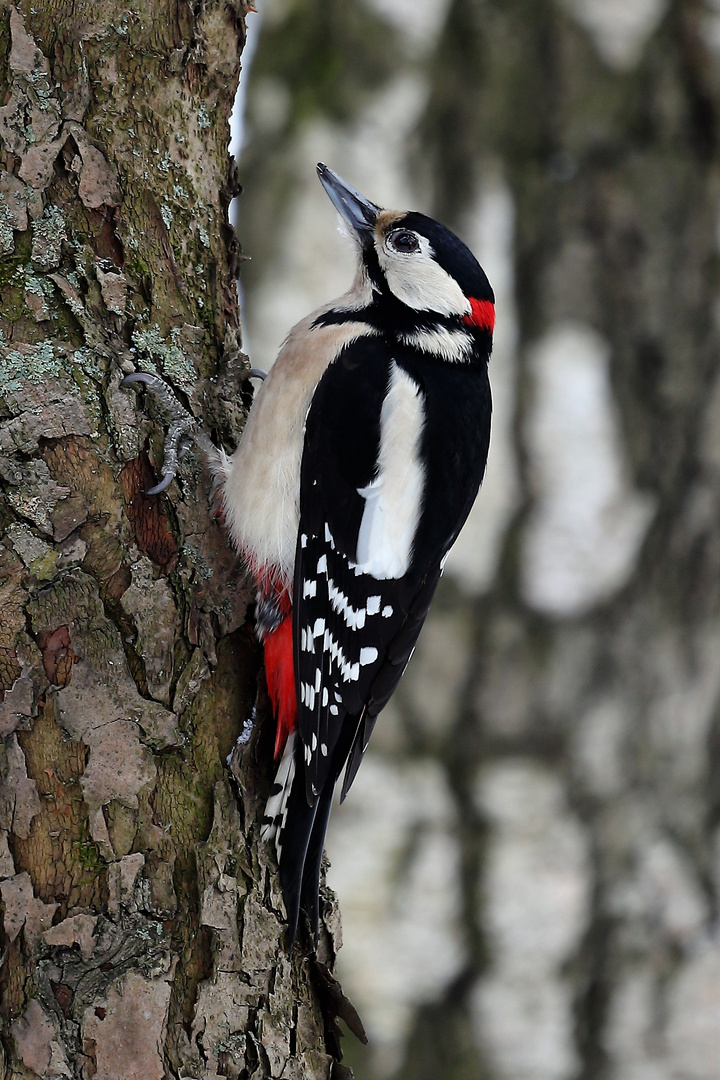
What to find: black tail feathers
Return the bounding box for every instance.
[275,751,335,944]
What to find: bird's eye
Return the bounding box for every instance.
[389,230,419,254]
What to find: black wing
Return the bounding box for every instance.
[280,335,490,939]
[293,335,491,804]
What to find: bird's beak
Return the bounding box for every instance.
[317,163,381,242]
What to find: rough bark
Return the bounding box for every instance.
[0,4,354,1078]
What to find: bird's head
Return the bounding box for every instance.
[317,163,495,343]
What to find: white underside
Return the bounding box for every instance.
[219,292,379,585]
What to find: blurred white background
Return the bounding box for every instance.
[231,3,720,1076]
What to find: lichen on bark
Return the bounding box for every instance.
[0,3,354,1077]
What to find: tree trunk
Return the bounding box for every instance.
[0,4,353,1078]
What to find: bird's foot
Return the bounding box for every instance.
[121,369,267,494]
[122,372,200,493]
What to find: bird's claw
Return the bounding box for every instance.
[122,364,260,495]
[122,371,198,494]
[144,471,175,496]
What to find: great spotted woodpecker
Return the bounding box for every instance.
[220,165,493,941]
[125,165,493,943]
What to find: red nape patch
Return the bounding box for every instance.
[264,616,297,759]
[462,297,495,332]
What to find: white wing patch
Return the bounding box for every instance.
[299,523,395,687]
[328,576,368,629]
[354,363,426,580]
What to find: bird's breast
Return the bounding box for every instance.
[219,314,380,585]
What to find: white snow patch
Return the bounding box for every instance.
[228,9,262,231]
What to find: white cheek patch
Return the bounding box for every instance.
[353,363,425,580]
[376,234,472,317]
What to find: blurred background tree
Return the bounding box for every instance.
[237,1,720,1077]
